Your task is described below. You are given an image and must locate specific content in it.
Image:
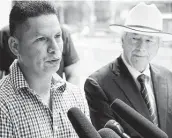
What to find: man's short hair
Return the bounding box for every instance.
[9,1,57,37]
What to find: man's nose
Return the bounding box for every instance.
[138,40,147,50]
[47,39,63,54]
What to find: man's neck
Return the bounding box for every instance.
[28,76,52,96]
[25,72,52,108]
[18,64,52,96]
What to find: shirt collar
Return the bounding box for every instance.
[51,73,67,93]
[10,59,66,93]
[10,59,29,92]
[121,53,151,81]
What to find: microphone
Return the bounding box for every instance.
[111,99,168,138]
[67,107,101,138]
[98,128,121,138]
[105,120,130,138]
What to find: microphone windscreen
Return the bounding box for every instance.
[104,119,124,136]
[98,128,121,138]
[67,107,101,138]
[111,99,168,138]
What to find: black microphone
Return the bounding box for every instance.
[67,107,102,138]
[98,128,121,138]
[105,120,130,138]
[110,99,168,138]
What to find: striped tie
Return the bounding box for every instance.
[137,74,158,127]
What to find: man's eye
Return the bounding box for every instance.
[55,34,61,39]
[132,37,139,40]
[36,37,47,41]
[146,39,152,43]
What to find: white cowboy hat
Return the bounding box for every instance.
[109,2,172,41]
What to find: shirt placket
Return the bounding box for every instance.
[30,88,54,137]
[51,89,62,137]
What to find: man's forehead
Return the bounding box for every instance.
[126,32,158,39]
[25,14,61,34]
[14,15,61,40]
[34,28,62,36]
[27,14,59,26]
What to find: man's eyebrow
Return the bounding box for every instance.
[56,31,62,35]
[132,33,140,36]
[35,31,43,36]
[126,32,138,37]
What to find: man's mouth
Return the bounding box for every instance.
[46,58,61,64]
[133,54,146,57]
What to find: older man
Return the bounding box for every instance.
[0,1,88,137]
[84,2,172,138]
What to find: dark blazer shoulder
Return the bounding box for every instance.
[150,63,172,77]
[89,60,117,82]
[89,56,124,82]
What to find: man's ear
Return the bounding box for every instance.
[8,36,19,56]
[121,35,124,49]
[121,32,126,49]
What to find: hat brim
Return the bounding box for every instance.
[109,24,172,41]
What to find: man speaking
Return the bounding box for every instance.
[0,1,88,137]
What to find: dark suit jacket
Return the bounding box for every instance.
[84,56,172,138]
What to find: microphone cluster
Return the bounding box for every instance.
[67,99,168,138]
[67,107,120,138]
[111,99,168,138]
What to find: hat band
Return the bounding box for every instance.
[127,25,161,32]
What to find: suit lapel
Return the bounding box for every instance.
[111,56,152,120]
[150,64,168,131]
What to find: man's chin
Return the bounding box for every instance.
[133,63,148,72]
[43,65,60,74]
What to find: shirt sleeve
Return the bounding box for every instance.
[62,27,79,67]
[0,107,14,138]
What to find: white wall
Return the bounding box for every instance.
[0,0,11,29]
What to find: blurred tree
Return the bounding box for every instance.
[94,1,111,22]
